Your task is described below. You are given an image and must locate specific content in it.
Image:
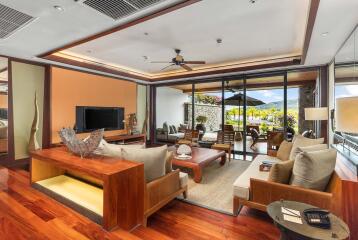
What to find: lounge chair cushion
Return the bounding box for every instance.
[289,135,324,160]
[179,172,188,188]
[122,145,168,183]
[276,140,293,161]
[233,155,280,200]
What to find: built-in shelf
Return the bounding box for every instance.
[36,175,103,216]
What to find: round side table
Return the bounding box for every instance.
[267,200,350,240]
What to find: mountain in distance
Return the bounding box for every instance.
[255,99,298,110]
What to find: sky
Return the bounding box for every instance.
[335,84,358,98]
[207,88,299,104]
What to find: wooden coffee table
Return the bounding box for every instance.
[172,147,226,183]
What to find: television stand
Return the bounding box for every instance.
[104,133,146,145]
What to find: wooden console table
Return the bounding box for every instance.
[30,147,144,231]
[104,134,146,145]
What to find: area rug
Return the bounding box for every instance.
[177,159,251,214]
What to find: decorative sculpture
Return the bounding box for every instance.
[28,92,40,152]
[59,128,104,158]
[177,144,192,155]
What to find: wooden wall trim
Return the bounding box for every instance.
[7,59,15,162]
[42,66,51,149]
[301,0,320,64]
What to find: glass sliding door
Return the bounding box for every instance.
[193,81,222,145]
[245,74,285,155]
[155,84,192,143]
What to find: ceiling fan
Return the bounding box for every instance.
[151,49,206,71]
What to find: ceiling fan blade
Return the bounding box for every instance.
[151,61,172,63]
[182,61,206,64]
[180,64,193,71]
[161,64,175,71]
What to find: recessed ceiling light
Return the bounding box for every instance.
[216,38,222,44]
[143,56,148,61]
[54,5,64,11]
[321,32,329,37]
[86,50,92,54]
[144,32,149,36]
[249,0,257,3]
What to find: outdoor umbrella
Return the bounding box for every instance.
[222,93,265,130]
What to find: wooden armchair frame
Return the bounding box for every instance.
[144,169,187,226]
[233,172,339,216]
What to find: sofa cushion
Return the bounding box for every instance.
[289,135,324,160]
[276,140,293,161]
[268,160,294,184]
[122,145,168,183]
[163,122,169,133]
[290,149,337,191]
[169,125,175,134]
[165,151,173,174]
[94,139,145,157]
[173,126,178,133]
[179,172,188,188]
[233,155,280,200]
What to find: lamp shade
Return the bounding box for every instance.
[305,107,328,120]
[336,97,358,134]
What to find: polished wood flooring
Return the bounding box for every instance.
[0,167,279,240]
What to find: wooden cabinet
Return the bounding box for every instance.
[104,134,146,145]
[30,147,144,231]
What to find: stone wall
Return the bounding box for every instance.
[185,103,221,131]
[298,84,315,133]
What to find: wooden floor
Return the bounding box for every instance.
[0,167,279,240]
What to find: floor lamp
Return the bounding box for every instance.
[304,107,328,138]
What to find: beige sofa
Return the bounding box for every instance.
[233,141,337,216]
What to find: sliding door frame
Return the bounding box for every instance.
[153,67,321,155]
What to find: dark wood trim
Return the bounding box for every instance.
[182,80,316,93]
[319,65,328,142]
[42,66,51,148]
[7,59,14,162]
[152,59,300,81]
[149,86,156,144]
[301,0,320,64]
[243,76,247,154]
[191,83,195,129]
[0,67,7,73]
[43,55,148,81]
[2,157,30,169]
[335,77,358,83]
[0,55,49,67]
[38,0,201,57]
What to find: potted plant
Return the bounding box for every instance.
[195,115,208,138]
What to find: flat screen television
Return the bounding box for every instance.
[75,106,124,133]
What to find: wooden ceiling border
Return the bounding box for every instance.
[300,0,320,64]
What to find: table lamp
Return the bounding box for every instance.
[304,107,328,138]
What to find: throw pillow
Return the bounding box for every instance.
[276,140,293,161]
[173,126,178,133]
[163,122,169,133]
[296,144,328,154]
[169,125,174,134]
[121,145,168,182]
[165,150,173,174]
[290,149,337,191]
[268,160,295,184]
[94,139,145,157]
[289,135,324,160]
